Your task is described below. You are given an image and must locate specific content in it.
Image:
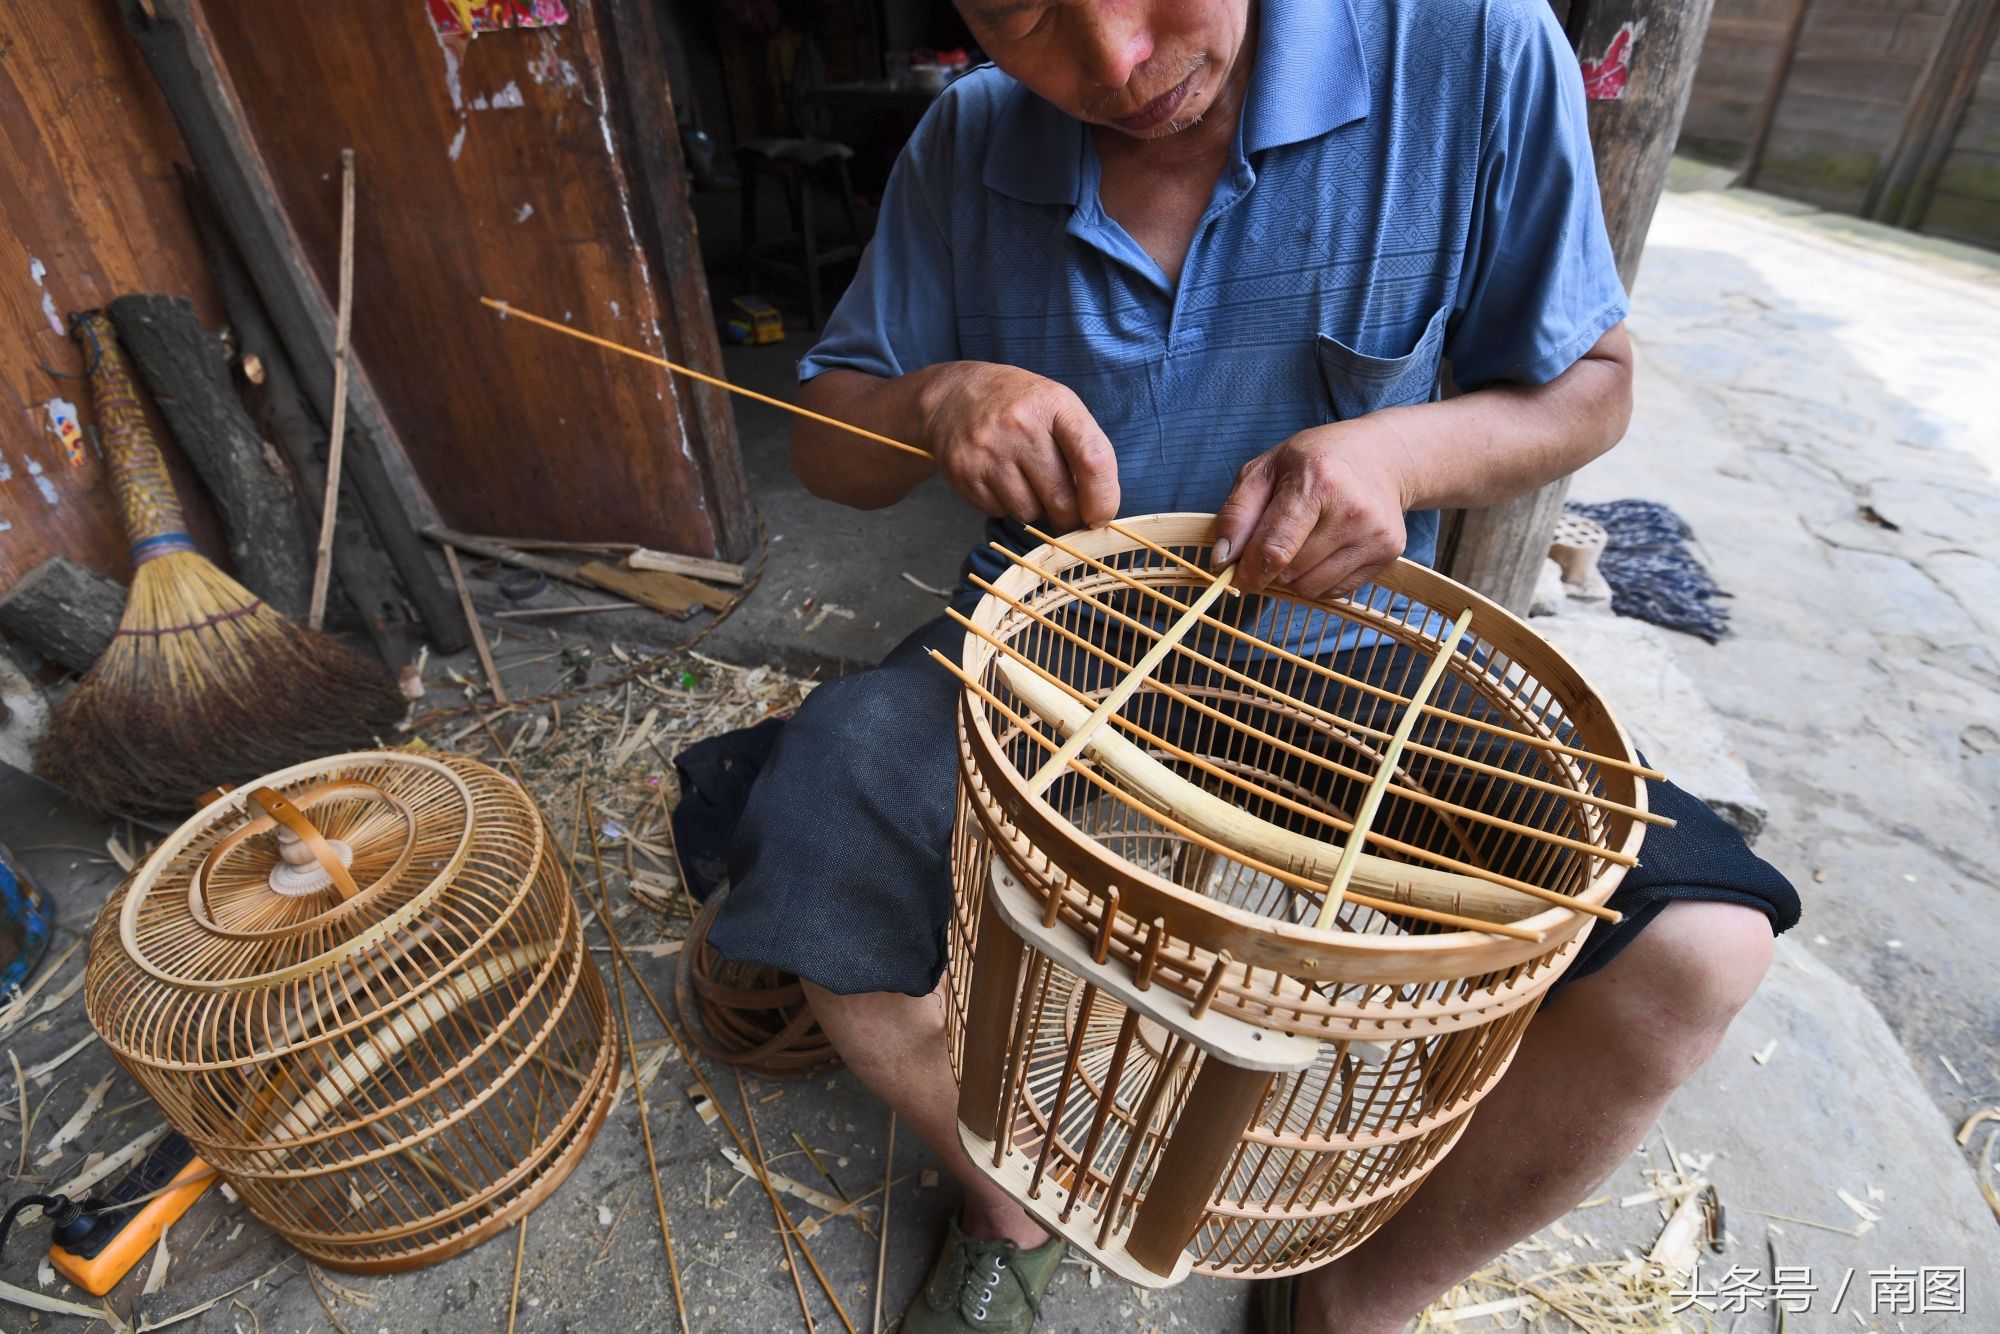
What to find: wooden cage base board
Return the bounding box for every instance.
[990,862,1322,1073]
[957,1125,1194,1290]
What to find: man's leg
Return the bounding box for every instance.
[804,980,1052,1250]
[1292,900,1774,1334]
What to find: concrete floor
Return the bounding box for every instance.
[1,166,1995,1330]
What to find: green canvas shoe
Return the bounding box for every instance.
[901,1216,1064,1333]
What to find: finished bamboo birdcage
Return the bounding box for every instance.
[84,751,619,1273]
[942,513,1656,1286]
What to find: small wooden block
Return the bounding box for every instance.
[578,561,700,618]
[617,557,734,612]
[627,547,746,587]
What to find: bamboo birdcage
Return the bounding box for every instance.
[84,751,619,1273]
[942,513,1654,1287]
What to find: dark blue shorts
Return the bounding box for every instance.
[710,613,1799,997]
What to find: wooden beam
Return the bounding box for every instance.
[117,0,470,652]
[1868,0,2000,227]
[1446,0,1721,611]
[1738,0,1813,189]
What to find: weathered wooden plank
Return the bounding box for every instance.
[190,0,753,561]
[1917,184,2000,238]
[0,4,228,591]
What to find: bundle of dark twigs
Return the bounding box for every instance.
[35,313,402,818]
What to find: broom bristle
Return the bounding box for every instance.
[36,550,404,819]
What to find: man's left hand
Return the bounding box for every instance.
[1211,417,1414,598]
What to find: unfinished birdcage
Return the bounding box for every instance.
[84,751,619,1273]
[940,513,1658,1286]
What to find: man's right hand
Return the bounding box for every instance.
[916,362,1121,533]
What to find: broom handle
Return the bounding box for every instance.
[76,311,196,566]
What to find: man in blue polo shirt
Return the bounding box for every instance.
[711,1,1796,1330]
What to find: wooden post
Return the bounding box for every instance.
[1866,0,2000,228]
[1123,1057,1272,1276]
[1443,0,1719,612]
[957,890,1028,1142]
[1737,0,1812,190]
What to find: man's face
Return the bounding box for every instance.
[957,0,1252,140]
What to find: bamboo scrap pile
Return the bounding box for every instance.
[1416,1132,1726,1333]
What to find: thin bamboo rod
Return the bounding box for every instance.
[1314,609,1474,930]
[443,546,508,705]
[480,297,930,461]
[934,649,1544,941]
[953,586,1641,870]
[1103,518,1234,592]
[738,1066,861,1334]
[583,792,691,1334]
[872,1113,895,1334]
[1014,527,1669,791]
[308,148,357,631]
[741,1065,817,1332]
[1027,565,1237,794]
[583,848,861,1331]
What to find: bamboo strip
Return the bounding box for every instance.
[1027,566,1238,794]
[308,148,356,631]
[1314,609,1474,929]
[584,793,691,1334]
[935,650,1544,941]
[481,298,931,461]
[442,546,507,705]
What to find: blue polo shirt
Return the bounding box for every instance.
[800,0,1627,591]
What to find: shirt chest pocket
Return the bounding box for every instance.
[1315,304,1450,422]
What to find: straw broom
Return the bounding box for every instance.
[35,312,403,818]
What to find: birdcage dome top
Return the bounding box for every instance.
[89,751,550,1070]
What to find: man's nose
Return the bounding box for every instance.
[1070,6,1155,89]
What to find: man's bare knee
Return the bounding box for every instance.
[1556,901,1774,1089]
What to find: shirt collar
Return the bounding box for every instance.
[981,0,1370,205]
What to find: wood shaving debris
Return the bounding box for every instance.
[36,1071,114,1167]
[0,940,85,1037]
[58,1125,168,1201]
[689,1090,719,1126]
[1427,1295,1539,1324]
[1835,1187,1881,1224]
[1955,1106,1999,1145]
[900,572,954,598]
[1752,1038,1777,1065]
[26,1032,98,1085]
[720,1146,872,1223]
[1939,1052,1965,1085]
[0,1274,106,1318]
[142,1224,171,1295]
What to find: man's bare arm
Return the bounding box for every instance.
[1213,324,1635,596]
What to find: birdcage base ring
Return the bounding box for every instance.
[290,1004,620,1274]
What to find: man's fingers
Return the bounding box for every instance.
[989,466,1043,525]
[1238,485,1321,592]
[1050,401,1121,528]
[1280,547,1370,602]
[1212,459,1276,570]
[1015,441,1083,532]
